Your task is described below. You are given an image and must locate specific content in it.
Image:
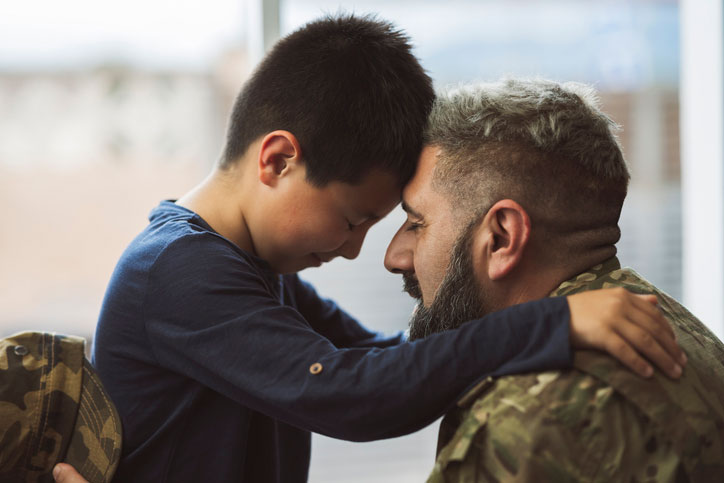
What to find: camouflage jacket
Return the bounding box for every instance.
[428,257,724,482]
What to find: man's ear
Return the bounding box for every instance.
[257,131,302,187]
[475,199,531,281]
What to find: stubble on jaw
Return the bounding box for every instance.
[406,223,491,341]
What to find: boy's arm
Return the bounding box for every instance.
[291,275,682,380]
[290,274,405,349]
[146,284,570,440]
[141,237,682,441]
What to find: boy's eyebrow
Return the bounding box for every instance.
[401,200,423,219]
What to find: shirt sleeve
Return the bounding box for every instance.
[143,234,572,442]
[289,274,406,349]
[430,371,683,482]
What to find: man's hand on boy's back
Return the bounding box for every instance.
[567,288,686,379]
[53,464,88,483]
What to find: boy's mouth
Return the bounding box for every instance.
[312,253,335,265]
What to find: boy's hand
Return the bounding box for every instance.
[567,288,686,379]
[53,464,88,483]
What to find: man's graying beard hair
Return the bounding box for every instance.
[407,220,491,341]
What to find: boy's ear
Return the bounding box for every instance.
[473,199,531,281]
[257,131,302,187]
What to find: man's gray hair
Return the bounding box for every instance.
[425,78,630,260]
[426,78,629,180]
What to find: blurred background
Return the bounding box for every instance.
[1,0,721,481]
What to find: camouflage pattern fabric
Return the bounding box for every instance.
[428,257,724,482]
[0,332,122,483]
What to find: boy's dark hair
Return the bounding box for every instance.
[220,14,434,187]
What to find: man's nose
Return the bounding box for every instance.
[384,223,414,274]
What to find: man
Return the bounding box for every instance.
[384,78,724,481]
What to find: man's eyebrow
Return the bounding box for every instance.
[401,200,423,219]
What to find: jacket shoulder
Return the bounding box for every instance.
[431,370,622,481]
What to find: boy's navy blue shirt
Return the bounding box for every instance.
[93,201,572,482]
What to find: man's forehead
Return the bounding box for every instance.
[401,200,423,219]
[402,145,442,213]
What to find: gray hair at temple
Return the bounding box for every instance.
[425,78,631,264]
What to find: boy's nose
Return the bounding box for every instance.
[337,226,368,260]
[384,224,414,274]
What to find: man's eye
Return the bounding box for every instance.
[406,221,423,232]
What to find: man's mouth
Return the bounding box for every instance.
[402,272,422,300]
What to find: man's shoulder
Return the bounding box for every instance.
[433,350,724,481]
[557,262,724,359]
[561,264,724,426]
[431,366,623,481]
[555,262,724,431]
[432,260,724,481]
[447,365,610,437]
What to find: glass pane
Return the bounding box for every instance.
[282,1,680,481]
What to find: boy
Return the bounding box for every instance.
[91,14,683,483]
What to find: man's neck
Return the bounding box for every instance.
[550,247,619,294]
[493,249,617,307]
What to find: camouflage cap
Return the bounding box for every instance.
[0,332,122,483]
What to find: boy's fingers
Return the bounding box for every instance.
[629,312,686,367]
[635,293,658,304]
[631,294,677,340]
[567,288,686,378]
[605,332,654,378]
[616,320,682,379]
[629,295,686,365]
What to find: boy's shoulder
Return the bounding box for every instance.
[132,200,236,253]
[102,201,288,321]
[143,200,218,247]
[119,200,272,283]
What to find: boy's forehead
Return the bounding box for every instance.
[334,170,402,217]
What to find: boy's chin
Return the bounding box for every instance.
[275,254,324,274]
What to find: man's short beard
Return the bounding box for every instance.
[407,223,491,341]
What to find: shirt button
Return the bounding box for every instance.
[14,345,28,356]
[309,362,323,375]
